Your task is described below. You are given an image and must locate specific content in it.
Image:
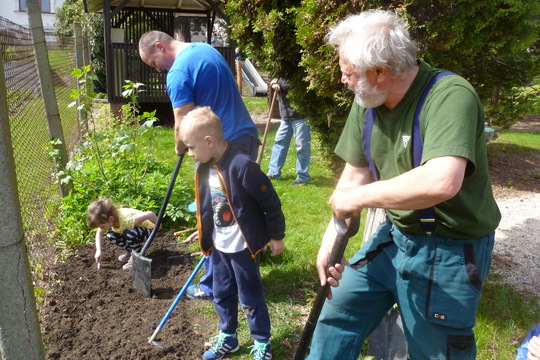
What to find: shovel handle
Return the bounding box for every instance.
[327,213,360,271]
[140,154,184,256]
[256,90,278,164]
[148,256,207,344]
[294,213,360,360]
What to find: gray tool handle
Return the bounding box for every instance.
[140,154,184,256]
[294,213,360,360]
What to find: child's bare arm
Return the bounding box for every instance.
[94,228,104,268]
[529,335,540,359]
[182,230,199,245]
[134,211,158,226]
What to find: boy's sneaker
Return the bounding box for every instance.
[118,251,131,263]
[121,256,133,270]
[248,340,272,360]
[186,284,213,300]
[202,331,240,360]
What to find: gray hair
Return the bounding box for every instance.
[326,9,417,78]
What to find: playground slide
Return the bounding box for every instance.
[241,58,267,96]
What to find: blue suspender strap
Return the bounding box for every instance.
[363,108,379,181]
[363,71,455,234]
[413,71,454,233]
[412,71,455,167]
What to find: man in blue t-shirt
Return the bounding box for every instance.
[139,31,259,157]
[139,31,260,301]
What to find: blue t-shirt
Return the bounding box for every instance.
[166,43,257,142]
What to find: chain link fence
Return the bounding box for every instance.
[1,16,80,243]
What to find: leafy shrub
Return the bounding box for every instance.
[51,67,195,249]
[226,0,540,165]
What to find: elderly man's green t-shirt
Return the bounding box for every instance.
[335,61,501,239]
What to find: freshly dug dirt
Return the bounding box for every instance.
[41,231,217,360]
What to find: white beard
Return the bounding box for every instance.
[351,76,387,108]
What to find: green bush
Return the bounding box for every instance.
[51,68,194,249]
[226,0,540,163]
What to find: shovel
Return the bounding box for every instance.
[294,212,361,360]
[132,154,184,297]
[256,89,278,164]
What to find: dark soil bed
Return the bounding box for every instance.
[41,231,216,359]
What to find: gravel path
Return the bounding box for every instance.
[493,192,540,301]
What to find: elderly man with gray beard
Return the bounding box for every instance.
[306,9,501,360]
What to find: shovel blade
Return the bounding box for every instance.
[132,251,152,297]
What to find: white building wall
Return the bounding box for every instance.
[0,0,65,30]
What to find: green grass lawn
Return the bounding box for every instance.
[142,109,540,359]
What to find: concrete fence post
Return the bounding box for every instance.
[82,31,91,68]
[0,41,46,360]
[26,0,72,196]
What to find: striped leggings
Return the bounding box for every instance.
[105,227,152,253]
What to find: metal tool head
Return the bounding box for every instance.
[148,339,164,350]
[132,155,184,296]
[132,251,152,297]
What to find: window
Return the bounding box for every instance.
[41,0,50,12]
[19,0,52,13]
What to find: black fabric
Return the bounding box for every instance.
[348,241,394,270]
[463,244,482,291]
[447,334,475,355]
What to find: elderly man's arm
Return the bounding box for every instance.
[318,155,467,299]
[316,163,372,299]
[330,155,468,218]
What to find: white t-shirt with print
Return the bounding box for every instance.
[209,168,245,253]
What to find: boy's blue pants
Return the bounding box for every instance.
[307,221,494,360]
[212,248,271,340]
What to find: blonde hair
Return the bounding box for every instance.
[86,198,118,228]
[180,106,224,143]
[139,30,174,55]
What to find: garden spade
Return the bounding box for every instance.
[132,154,184,297]
[294,212,360,360]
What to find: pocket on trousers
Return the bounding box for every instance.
[448,334,476,355]
[427,243,488,329]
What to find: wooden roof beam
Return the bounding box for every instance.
[194,0,228,24]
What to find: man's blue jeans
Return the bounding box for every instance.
[267,118,311,183]
[306,221,495,360]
